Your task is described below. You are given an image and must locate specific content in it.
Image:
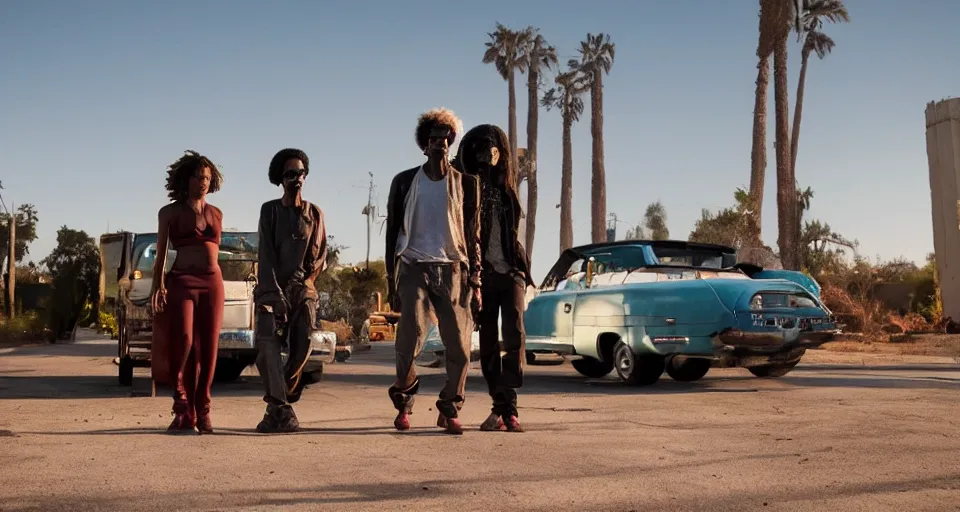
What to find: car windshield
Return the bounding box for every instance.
[579,243,732,272]
[581,245,648,272]
[649,245,727,269]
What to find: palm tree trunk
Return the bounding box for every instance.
[590,70,606,243]
[507,69,519,186]
[560,109,574,252]
[525,63,539,263]
[790,48,810,178]
[773,34,796,270]
[749,53,770,246]
[790,49,811,266]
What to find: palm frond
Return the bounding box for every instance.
[804,30,836,58]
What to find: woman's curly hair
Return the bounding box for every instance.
[164,150,223,201]
[268,148,310,186]
[415,107,463,152]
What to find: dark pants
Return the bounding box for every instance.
[389,261,472,419]
[479,270,525,418]
[255,298,318,407]
[165,269,225,420]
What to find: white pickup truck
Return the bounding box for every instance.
[99,230,338,386]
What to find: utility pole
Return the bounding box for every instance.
[606,212,618,243]
[361,172,375,269]
[6,201,15,318]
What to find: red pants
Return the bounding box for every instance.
[162,269,224,419]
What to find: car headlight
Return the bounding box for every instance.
[750,293,816,310]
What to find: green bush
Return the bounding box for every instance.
[0,312,49,345]
[97,310,118,338]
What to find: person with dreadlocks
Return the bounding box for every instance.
[457,124,535,433]
[253,148,328,434]
[151,150,226,435]
[384,107,482,435]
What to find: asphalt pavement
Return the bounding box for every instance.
[0,332,958,512]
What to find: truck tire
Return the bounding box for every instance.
[119,357,134,386]
[571,357,615,378]
[213,359,249,382]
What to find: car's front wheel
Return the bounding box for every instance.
[665,356,712,382]
[613,341,664,385]
[571,356,614,378]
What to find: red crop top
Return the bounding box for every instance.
[168,203,222,249]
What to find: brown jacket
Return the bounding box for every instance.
[253,199,328,308]
[385,165,481,295]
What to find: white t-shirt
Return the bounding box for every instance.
[402,168,454,263]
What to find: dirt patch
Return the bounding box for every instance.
[822,333,960,359]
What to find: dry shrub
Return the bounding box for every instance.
[319,319,354,343]
[820,283,885,335]
[884,312,932,334]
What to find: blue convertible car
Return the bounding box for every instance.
[418,240,839,385]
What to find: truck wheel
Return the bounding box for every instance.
[213,360,248,382]
[665,356,712,382]
[303,364,323,384]
[118,357,134,386]
[571,357,614,378]
[748,361,799,378]
[613,341,664,386]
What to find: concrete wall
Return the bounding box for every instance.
[925,98,960,320]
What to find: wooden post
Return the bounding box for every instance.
[6,202,15,319]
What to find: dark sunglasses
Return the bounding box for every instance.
[283,169,306,179]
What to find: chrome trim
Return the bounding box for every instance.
[651,336,688,344]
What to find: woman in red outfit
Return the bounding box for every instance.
[151,150,225,435]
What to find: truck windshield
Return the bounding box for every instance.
[134,232,259,282]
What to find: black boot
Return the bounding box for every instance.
[256,403,300,434]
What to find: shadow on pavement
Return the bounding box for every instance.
[8,448,941,511]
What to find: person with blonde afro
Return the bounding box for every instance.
[384,108,482,435]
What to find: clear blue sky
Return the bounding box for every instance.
[2,0,957,281]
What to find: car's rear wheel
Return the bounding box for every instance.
[665,356,712,382]
[571,356,614,378]
[613,341,664,385]
[748,361,799,378]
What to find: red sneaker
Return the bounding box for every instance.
[505,416,524,433]
[480,413,506,431]
[394,412,411,431]
[436,412,463,435]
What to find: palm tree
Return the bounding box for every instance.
[748,0,781,245]
[772,0,798,269]
[542,68,589,252]
[483,23,533,185]
[572,33,615,243]
[521,29,558,264]
[790,0,849,176]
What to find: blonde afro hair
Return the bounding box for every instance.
[415,107,464,151]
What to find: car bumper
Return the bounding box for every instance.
[715,327,838,356]
[219,329,339,363]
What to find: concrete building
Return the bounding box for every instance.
[925,97,960,320]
